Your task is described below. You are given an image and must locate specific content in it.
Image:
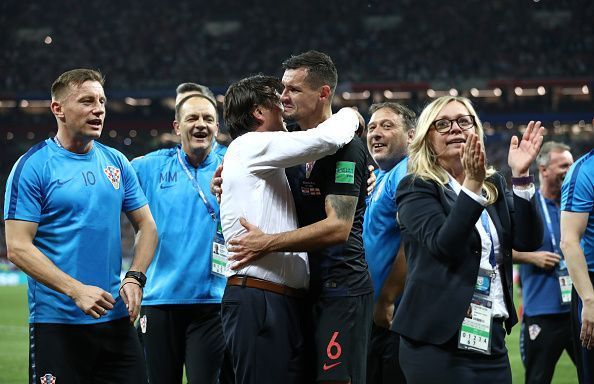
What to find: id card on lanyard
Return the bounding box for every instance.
[459,268,494,355]
[212,221,232,277]
[539,193,572,305]
[176,148,230,277]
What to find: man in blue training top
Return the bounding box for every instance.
[363,102,415,384]
[560,136,594,384]
[4,68,157,384]
[175,82,230,157]
[132,86,230,384]
[514,141,576,384]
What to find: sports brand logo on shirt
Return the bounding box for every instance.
[335,161,355,184]
[40,373,56,384]
[103,166,121,190]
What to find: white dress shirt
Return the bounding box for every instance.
[449,176,535,318]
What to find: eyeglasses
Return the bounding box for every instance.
[431,115,476,134]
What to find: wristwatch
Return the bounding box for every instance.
[125,271,147,288]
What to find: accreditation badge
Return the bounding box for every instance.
[458,269,494,355]
[557,260,572,305]
[558,274,573,305]
[211,222,231,277]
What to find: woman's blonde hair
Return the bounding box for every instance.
[408,96,498,204]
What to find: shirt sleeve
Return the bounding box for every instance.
[243,108,359,174]
[562,161,594,213]
[120,155,148,212]
[4,155,43,222]
[512,184,535,201]
[325,139,367,197]
[130,156,147,190]
[460,185,488,207]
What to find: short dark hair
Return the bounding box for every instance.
[176,82,216,106]
[223,75,283,139]
[51,69,104,100]
[175,94,218,121]
[282,50,337,94]
[369,102,416,132]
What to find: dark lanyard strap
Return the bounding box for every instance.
[176,147,217,222]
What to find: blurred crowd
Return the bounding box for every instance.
[1,0,593,93]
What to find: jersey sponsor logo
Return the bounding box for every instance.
[40,373,56,384]
[335,161,355,184]
[56,178,73,186]
[528,324,541,340]
[322,331,342,371]
[103,166,121,190]
[140,314,147,333]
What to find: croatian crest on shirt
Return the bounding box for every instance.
[528,324,541,340]
[140,314,147,333]
[40,373,57,384]
[104,166,121,190]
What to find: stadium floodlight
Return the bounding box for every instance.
[383,90,412,100]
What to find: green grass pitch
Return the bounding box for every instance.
[0,285,578,383]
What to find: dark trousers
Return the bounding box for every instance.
[399,320,511,384]
[221,285,310,384]
[140,304,230,384]
[367,323,406,384]
[520,312,575,384]
[572,278,594,384]
[30,318,147,384]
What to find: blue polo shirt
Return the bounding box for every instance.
[132,146,225,305]
[561,150,594,271]
[363,156,408,302]
[4,139,147,324]
[520,190,568,316]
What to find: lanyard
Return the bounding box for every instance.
[176,147,217,222]
[538,191,560,255]
[480,211,497,269]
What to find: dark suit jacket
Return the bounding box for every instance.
[393,173,542,345]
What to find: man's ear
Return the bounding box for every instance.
[173,120,181,135]
[252,106,265,125]
[319,85,332,102]
[50,100,64,119]
[407,129,415,145]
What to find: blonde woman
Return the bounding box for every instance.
[394,96,544,383]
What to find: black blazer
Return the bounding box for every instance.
[393,173,542,345]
